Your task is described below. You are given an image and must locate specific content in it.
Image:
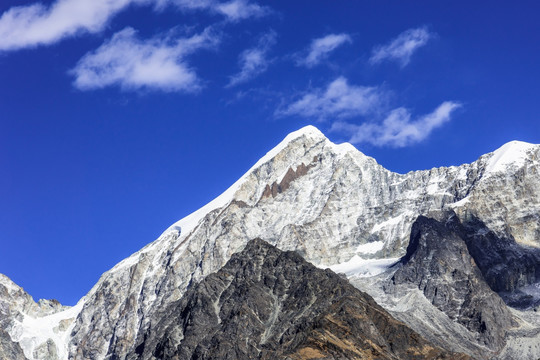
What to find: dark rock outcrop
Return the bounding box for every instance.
[449,215,540,308]
[129,238,468,360]
[391,215,515,353]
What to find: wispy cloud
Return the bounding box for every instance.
[298,33,352,68]
[227,30,276,87]
[331,101,461,147]
[0,0,268,51]
[70,27,219,92]
[276,77,386,121]
[168,0,270,21]
[278,75,460,147]
[214,0,271,21]
[369,27,433,67]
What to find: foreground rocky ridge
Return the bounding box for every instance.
[128,238,467,360]
[1,126,540,359]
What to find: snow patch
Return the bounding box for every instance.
[372,214,406,233]
[356,241,384,254]
[449,196,471,208]
[324,255,399,277]
[10,300,84,360]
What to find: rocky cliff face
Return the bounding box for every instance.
[449,215,540,308]
[0,274,80,360]
[2,126,539,359]
[0,327,26,360]
[127,238,468,360]
[388,215,515,356]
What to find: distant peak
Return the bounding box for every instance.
[485,140,538,175]
[499,140,536,148]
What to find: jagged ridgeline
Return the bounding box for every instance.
[1,126,540,359]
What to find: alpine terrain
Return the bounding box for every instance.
[1,125,540,359]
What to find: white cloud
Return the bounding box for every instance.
[168,0,270,20]
[0,0,143,51]
[278,75,460,147]
[370,27,433,67]
[276,77,386,121]
[214,0,270,21]
[298,33,352,68]
[331,101,461,147]
[0,0,268,51]
[70,27,219,92]
[227,30,276,87]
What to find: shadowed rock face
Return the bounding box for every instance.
[447,215,540,308]
[129,238,468,360]
[391,215,515,353]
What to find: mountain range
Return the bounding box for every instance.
[2,126,540,359]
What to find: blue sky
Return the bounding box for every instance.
[1,0,539,305]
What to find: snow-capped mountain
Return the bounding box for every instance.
[1,125,540,359]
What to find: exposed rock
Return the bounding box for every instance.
[0,327,26,360]
[33,339,59,360]
[447,215,540,308]
[261,162,316,199]
[390,215,515,354]
[129,238,468,360]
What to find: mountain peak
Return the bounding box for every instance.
[485,140,538,175]
[283,124,325,141]
[160,125,355,239]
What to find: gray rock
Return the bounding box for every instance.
[390,215,515,353]
[448,215,540,308]
[0,327,27,360]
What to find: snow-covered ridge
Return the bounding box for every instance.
[106,125,332,275]
[107,124,363,276]
[165,125,329,237]
[485,140,537,177]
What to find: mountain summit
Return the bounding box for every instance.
[2,126,540,359]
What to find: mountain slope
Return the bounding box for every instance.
[2,126,540,359]
[128,238,468,360]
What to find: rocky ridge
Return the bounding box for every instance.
[127,238,468,360]
[1,126,539,359]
